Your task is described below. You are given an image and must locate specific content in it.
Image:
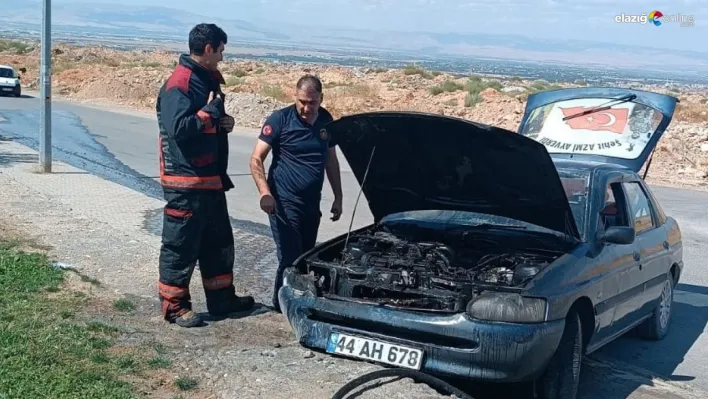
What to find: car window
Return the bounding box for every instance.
[622,182,655,234]
[644,187,667,225]
[558,169,591,239]
[599,183,629,230]
[0,68,15,78]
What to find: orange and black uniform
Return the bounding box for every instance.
[156,54,240,322]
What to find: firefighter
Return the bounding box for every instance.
[249,74,344,312]
[156,23,254,327]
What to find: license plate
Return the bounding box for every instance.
[326,332,424,369]
[1,87,11,91]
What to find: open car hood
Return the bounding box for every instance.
[325,112,581,240]
[518,87,679,172]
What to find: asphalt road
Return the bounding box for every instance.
[2,93,708,396]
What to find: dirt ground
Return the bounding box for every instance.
[1,40,707,190]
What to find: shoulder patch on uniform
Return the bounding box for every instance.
[319,128,328,140]
[165,65,192,93]
[262,125,273,136]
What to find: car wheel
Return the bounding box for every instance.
[534,311,583,399]
[14,87,21,97]
[637,272,674,340]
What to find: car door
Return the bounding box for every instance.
[622,181,670,314]
[591,182,642,344]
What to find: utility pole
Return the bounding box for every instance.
[39,0,52,173]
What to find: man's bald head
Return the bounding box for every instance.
[296,74,323,94]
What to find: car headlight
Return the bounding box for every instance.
[282,267,316,297]
[465,292,547,323]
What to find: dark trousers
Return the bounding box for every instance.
[158,190,236,321]
[269,200,321,308]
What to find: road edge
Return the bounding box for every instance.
[586,356,707,398]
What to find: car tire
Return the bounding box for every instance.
[14,87,21,97]
[534,311,583,399]
[636,272,674,340]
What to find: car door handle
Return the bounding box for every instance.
[633,251,641,261]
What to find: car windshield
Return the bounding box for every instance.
[380,168,590,240]
[0,68,15,78]
[519,97,664,161]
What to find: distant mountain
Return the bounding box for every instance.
[2,2,707,73]
[300,28,708,71]
[0,2,289,41]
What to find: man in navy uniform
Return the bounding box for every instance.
[249,74,343,312]
[156,23,255,327]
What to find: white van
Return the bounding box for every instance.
[0,65,22,97]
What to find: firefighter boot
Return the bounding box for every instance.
[173,310,205,328]
[159,283,205,328]
[163,304,205,328]
[206,286,256,318]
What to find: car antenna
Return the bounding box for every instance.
[341,145,377,265]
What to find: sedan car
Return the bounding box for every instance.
[278,87,683,399]
[0,65,22,97]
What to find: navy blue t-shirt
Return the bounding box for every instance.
[259,104,334,209]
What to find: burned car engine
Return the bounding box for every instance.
[301,228,563,313]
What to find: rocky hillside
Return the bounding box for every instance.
[2,39,707,189]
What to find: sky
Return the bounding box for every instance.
[48,0,708,53]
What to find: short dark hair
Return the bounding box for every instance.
[296,74,323,93]
[188,23,227,56]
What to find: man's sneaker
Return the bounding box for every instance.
[174,310,205,328]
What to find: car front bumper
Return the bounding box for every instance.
[0,85,19,94]
[279,272,566,383]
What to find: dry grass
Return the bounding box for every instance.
[403,65,437,79]
[338,83,377,97]
[224,76,246,87]
[429,80,464,95]
[260,84,291,102]
[0,39,34,54]
[464,92,482,107]
[675,102,708,123]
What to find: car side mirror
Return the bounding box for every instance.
[599,226,635,245]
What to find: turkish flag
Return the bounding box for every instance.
[560,107,629,134]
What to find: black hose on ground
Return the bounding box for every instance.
[332,368,475,399]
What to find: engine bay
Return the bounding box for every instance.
[300,224,567,312]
